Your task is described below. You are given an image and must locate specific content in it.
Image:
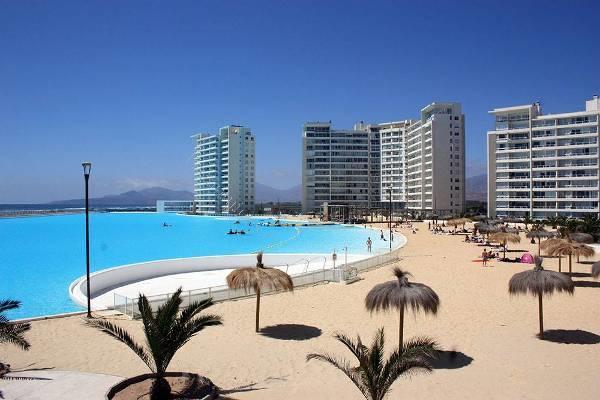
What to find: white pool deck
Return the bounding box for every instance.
[90,253,367,309]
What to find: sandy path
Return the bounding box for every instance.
[3,222,599,399]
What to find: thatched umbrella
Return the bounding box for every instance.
[447,218,470,233]
[474,222,499,237]
[544,240,595,275]
[526,228,555,256]
[569,233,595,262]
[365,268,439,351]
[489,231,521,259]
[592,262,600,279]
[541,237,564,272]
[508,257,574,339]
[226,252,294,332]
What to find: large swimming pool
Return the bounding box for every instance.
[1,213,391,319]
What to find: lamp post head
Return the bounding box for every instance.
[82,162,92,176]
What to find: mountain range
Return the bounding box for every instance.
[466,173,487,202]
[45,176,484,207]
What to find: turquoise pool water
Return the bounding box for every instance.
[0,213,391,319]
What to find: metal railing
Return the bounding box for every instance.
[113,247,403,318]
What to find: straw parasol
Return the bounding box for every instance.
[474,222,499,237]
[226,252,293,332]
[508,256,574,339]
[364,268,439,351]
[447,218,470,232]
[592,262,600,279]
[569,232,595,262]
[541,237,565,272]
[489,231,521,259]
[526,228,556,256]
[544,239,595,275]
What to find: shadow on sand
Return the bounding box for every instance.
[260,324,322,341]
[573,281,600,288]
[569,272,592,278]
[430,350,473,370]
[540,329,600,344]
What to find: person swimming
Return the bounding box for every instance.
[227,229,235,235]
[239,230,246,235]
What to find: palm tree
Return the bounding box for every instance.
[523,214,534,230]
[86,288,222,400]
[545,216,560,229]
[365,268,439,351]
[226,252,293,332]
[509,257,574,339]
[544,239,595,275]
[307,328,438,400]
[0,299,31,352]
[489,231,521,259]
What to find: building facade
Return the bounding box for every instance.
[302,122,380,213]
[404,103,465,215]
[302,102,466,215]
[487,96,600,219]
[193,125,255,215]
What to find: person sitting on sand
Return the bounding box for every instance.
[464,235,470,242]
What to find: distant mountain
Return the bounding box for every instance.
[48,187,194,207]
[466,174,487,202]
[256,183,301,203]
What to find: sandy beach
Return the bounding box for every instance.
[3,222,599,399]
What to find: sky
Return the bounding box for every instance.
[1,0,599,203]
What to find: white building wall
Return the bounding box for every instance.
[487,97,600,219]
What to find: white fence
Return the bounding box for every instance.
[113,247,403,318]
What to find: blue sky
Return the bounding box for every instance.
[1,0,599,202]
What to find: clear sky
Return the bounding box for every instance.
[1,0,599,203]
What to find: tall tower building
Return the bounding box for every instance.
[193,125,255,215]
[487,96,600,219]
[301,122,380,213]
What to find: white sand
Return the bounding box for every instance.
[3,222,599,399]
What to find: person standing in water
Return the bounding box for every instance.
[366,237,372,252]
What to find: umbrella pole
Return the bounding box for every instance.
[399,307,404,352]
[558,257,562,273]
[537,239,541,257]
[538,294,544,339]
[255,287,261,333]
[569,255,572,275]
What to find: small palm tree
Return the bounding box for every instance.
[87,288,222,399]
[0,299,31,352]
[307,328,438,400]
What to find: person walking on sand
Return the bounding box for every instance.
[366,237,372,252]
[482,248,489,267]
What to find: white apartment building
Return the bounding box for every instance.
[302,102,466,215]
[302,122,380,213]
[379,120,415,209]
[487,96,600,219]
[193,125,255,215]
[404,103,465,215]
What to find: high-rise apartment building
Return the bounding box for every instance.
[487,96,600,219]
[302,102,466,215]
[193,125,255,215]
[403,103,465,215]
[302,122,380,213]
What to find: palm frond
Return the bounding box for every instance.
[0,300,21,314]
[178,297,215,325]
[0,322,31,351]
[86,318,154,372]
[306,353,368,399]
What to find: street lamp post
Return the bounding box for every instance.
[388,186,392,251]
[82,162,92,318]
